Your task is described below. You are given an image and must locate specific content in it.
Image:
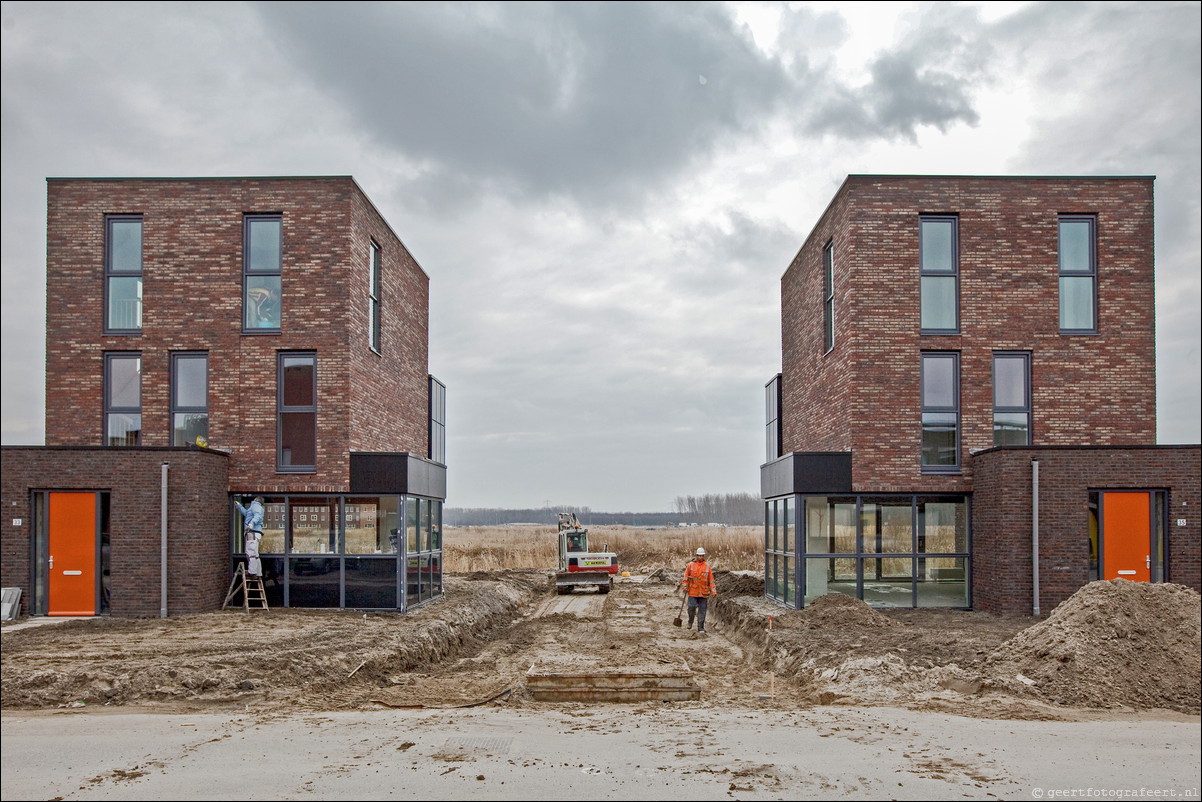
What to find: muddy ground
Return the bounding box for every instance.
[2,571,1198,722]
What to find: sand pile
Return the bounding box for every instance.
[985,579,1201,713]
[794,592,900,631]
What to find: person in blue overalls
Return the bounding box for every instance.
[234,496,265,577]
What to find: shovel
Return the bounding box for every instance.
[673,594,686,627]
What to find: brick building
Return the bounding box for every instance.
[761,175,1200,614]
[2,176,447,616]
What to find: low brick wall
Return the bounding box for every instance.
[972,445,1200,616]
[1,446,230,617]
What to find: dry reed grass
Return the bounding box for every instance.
[442,524,764,573]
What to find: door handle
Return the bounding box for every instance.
[1146,555,1150,568]
[49,555,53,569]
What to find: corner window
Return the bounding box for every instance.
[993,352,1031,446]
[920,216,958,333]
[244,215,282,331]
[823,241,834,353]
[920,352,959,472]
[171,352,209,446]
[765,373,782,462]
[429,375,446,464]
[105,216,143,332]
[278,352,316,471]
[104,352,141,446]
[1059,216,1096,332]
[369,240,382,352]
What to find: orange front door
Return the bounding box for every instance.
[48,492,97,615]
[1102,492,1150,582]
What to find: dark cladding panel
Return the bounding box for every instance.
[405,454,447,499]
[761,452,853,498]
[350,452,446,499]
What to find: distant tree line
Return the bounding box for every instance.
[672,492,762,525]
[444,493,763,527]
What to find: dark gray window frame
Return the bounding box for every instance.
[369,239,382,353]
[920,351,961,473]
[1058,214,1098,334]
[762,492,972,610]
[277,351,317,473]
[822,240,835,354]
[243,214,283,334]
[992,351,1032,446]
[919,215,960,335]
[104,214,143,334]
[170,351,209,447]
[429,375,446,464]
[104,351,142,446]
[229,492,444,611]
[765,373,782,463]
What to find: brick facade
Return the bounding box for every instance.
[2,177,440,618]
[44,177,431,492]
[1,446,230,618]
[768,175,1198,614]
[972,446,1201,616]
[780,176,1156,492]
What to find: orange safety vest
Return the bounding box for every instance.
[682,559,715,597]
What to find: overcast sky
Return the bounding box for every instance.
[2,1,1199,512]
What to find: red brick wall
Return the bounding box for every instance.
[44,178,430,493]
[780,176,1156,493]
[780,185,856,458]
[347,190,430,456]
[1,446,230,617]
[972,446,1200,617]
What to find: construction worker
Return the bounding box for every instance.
[681,547,717,636]
[234,496,265,578]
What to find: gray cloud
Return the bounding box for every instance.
[256,1,794,209]
[3,1,1198,509]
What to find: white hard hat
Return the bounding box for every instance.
[695,547,706,556]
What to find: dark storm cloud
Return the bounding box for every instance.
[255,1,793,207]
[254,1,997,208]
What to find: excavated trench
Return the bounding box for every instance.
[2,572,1198,718]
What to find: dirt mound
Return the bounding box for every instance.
[716,571,764,596]
[984,580,1201,713]
[794,593,900,631]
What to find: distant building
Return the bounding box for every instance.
[761,175,1199,615]
[2,177,447,616]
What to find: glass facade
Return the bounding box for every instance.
[764,498,794,605]
[765,494,970,609]
[232,493,443,610]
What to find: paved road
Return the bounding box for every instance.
[3,705,1199,800]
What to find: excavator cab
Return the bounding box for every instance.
[554,512,617,594]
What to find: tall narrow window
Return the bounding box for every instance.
[104,352,142,446]
[244,215,282,331]
[369,240,382,352]
[429,375,446,464]
[920,216,958,333]
[105,216,143,332]
[171,352,209,446]
[920,352,959,472]
[823,241,834,353]
[765,373,782,462]
[1059,215,1096,332]
[993,352,1031,446]
[278,353,316,471]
